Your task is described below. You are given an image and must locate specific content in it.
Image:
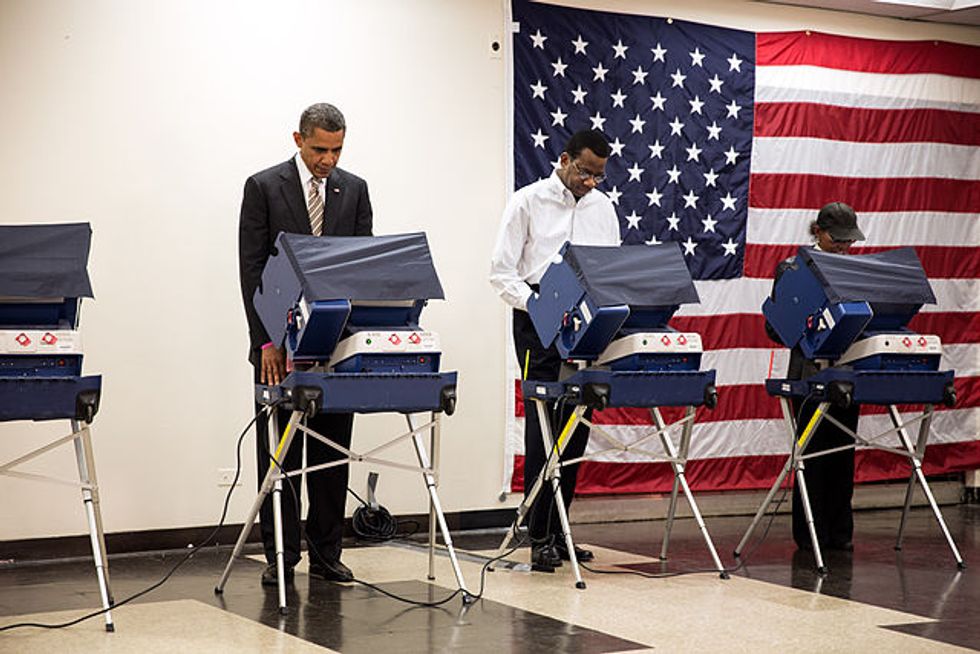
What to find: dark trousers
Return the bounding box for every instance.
[512,310,593,543]
[254,369,353,566]
[791,396,858,549]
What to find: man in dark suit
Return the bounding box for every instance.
[239,102,372,586]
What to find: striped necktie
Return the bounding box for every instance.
[307,177,324,236]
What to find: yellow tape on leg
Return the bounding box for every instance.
[269,420,294,473]
[797,406,823,450]
[553,412,579,454]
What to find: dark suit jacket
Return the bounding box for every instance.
[239,158,373,364]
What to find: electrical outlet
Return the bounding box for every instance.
[217,468,242,487]
[489,32,502,59]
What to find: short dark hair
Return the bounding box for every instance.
[298,103,346,136]
[563,129,610,159]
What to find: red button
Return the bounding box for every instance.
[42,332,58,345]
[15,333,31,347]
[917,337,927,347]
[902,337,912,348]
[388,334,401,345]
[409,333,421,345]
[661,335,671,346]
[678,335,688,345]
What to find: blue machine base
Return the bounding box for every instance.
[0,375,102,422]
[523,369,716,408]
[766,368,954,405]
[256,371,458,414]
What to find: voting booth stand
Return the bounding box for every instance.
[215,233,472,612]
[734,247,964,573]
[0,224,114,630]
[492,243,727,588]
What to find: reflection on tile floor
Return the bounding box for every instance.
[0,505,977,653]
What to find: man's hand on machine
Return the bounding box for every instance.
[261,346,286,385]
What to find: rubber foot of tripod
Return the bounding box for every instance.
[575,581,586,590]
[957,561,967,570]
[732,550,741,559]
[213,587,224,595]
[487,566,495,572]
[817,566,828,576]
[279,607,288,616]
[719,572,730,580]
[462,592,478,605]
[105,623,115,633]
[427,575,436,581]
[894,545,903,551]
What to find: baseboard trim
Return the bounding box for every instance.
[0,508,517,564]
[0,481,963,564]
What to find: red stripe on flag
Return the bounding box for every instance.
[743,243,980,280]
[671,313,979,350]
[750,174,980,213]
[511,439,980,494]
[671,314,774,350]
[756,31,980,78]
[910,312,980,345]
[754,103,980,146]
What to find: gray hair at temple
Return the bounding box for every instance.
[299,103,346,136]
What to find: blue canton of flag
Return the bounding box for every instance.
[512,0,755,279]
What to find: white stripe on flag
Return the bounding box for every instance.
[756,66,980,108]
[747,209,980,247]
[751,137,980,180]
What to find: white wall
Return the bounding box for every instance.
[0,0,976,542]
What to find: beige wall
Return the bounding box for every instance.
[0,0,976,542]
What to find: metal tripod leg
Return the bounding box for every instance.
[491,402,586,570]
[551,470,586,589]
[653,408,681,560]
[794,462,826,573]
[735,399,831,577]
[735,398,798,557]
[216,409,303,614]
[652,408,727,578]
[72,419,114,632]
[407,413,474,602]
[893,405,921,550]
[888,405,964,568]
[427,413,437,581]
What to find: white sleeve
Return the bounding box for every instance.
[607,202,622,246]
[489,192,533,310]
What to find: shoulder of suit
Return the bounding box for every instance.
[248,159,295,184]
[332,167,368,188]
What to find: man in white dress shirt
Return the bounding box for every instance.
[490,129,620,571]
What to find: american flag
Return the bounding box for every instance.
[504,0,980,495]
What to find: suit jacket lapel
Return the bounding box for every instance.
[324,170,344,235]
[278,160,312,235]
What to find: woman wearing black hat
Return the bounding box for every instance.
[767,201,865,552]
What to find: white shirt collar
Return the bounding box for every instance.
[294,153,325,191]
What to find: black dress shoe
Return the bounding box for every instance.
[554,542,594,562]
[309,559,354,582]
[261,563,294,587]
[530,543,562,572]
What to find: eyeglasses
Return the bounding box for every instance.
[570,159,606,184]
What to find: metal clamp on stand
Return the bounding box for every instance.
[0,223,115,631]
[491,242,727,588]
[734,246,965,574]
[214,233,472,612]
